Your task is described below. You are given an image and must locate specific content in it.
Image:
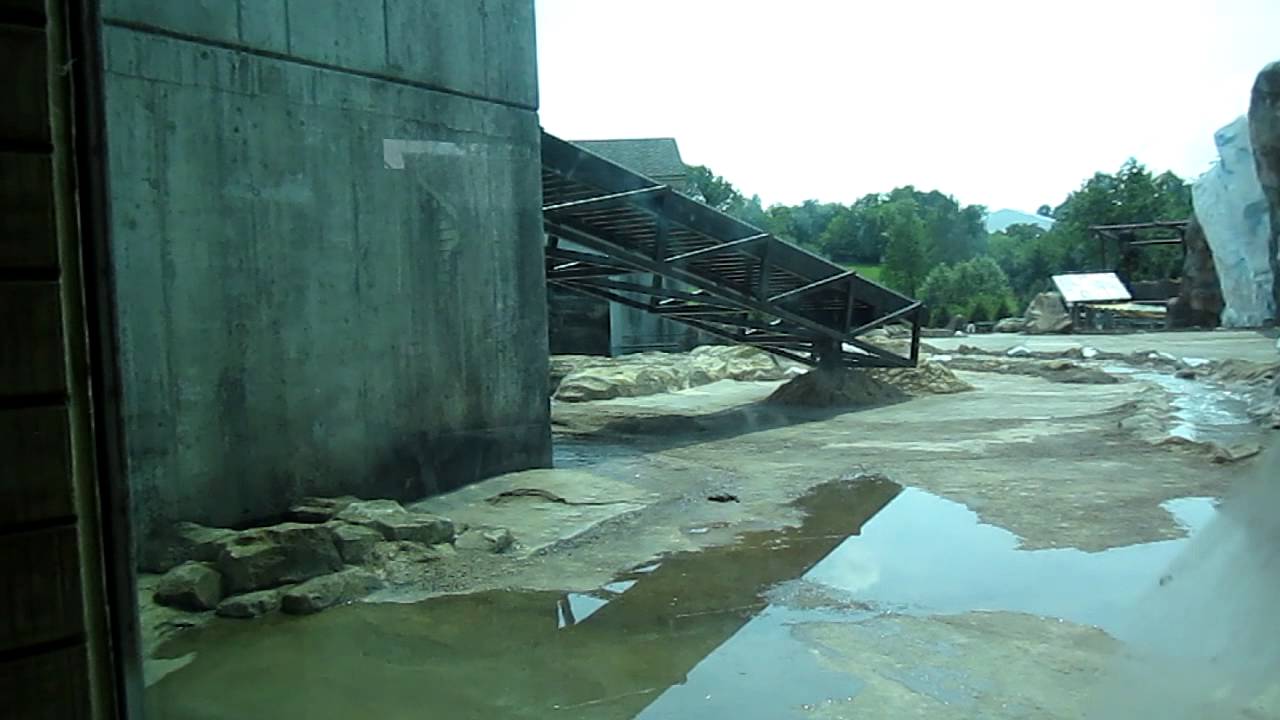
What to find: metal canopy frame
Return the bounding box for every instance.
[1089,220,1189,271]
[541,131,922,368]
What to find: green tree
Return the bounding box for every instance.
[919,257,1016,322]
[880,201,931,297]
[685,164,743,212]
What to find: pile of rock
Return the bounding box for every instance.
[553,344,799,401]
[144,497,501,620]
[766,368,907,408]
[866,359,975,396]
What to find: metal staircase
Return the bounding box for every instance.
[541,131,922,368]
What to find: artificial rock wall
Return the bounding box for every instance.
[102,1,551,540]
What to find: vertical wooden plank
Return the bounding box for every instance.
[0,282,66,397]
[0,407,74,525]
[0,644,93,720]
[0,525,84,652]
[0,24,50,145]
[0,152,59,269]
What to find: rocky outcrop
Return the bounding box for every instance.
[215,588,283,618]
[140,522,237,574]
[286,496,358,523]
[216,523,344,594]
[1023,292,1071,334]
[154,562,224,611]
[280,568,383,615]
[1192,116,1275,326]
[1167,217,1224,328]
[993,317,1027,333]
[334,500,456,545]
[553,344,798,401]
[329,522,382,564]
[1249,61,1280,323]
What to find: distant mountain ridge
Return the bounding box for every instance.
[986,208,1055,233]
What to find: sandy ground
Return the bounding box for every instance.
[143,331,1280,718]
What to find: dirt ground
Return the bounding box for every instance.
[143,330,1280,718]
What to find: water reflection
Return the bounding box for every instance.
[147,476,1213,719]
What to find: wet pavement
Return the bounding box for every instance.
[146,475,1215,719]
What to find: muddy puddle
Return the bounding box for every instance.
[146,477,1212,719]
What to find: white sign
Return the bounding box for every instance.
[1051,272,1132,304]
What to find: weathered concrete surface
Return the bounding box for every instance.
[101,0,537,109]
[1192,116,1275,326]
[410,468,652,558]
[1250,61,1280,324]
[102,2,550,541]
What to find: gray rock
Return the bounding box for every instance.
[286,496,359,523]
[329,522,382,564]
[140,522,238,573]
[1249,61,1280,323]
[1167,217,1224,328]
[1175,368,1198,380]
[215,588,283,619]
[993,317,1027,333]
[456,527,515,554]
[1194,115,1275,326]
[1023,292,1071,334]
[280,569,383,615]
[154,562,224,611]
[335,500,455,545]
[216,522,343,594]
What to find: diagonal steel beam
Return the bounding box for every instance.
[551,279,816,367]
[768,270,856,303]
[545,218,912,367]
[542,185,666,212]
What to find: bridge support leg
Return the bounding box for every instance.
[813,338,844,371]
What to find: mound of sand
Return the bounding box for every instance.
[766,368,908,408]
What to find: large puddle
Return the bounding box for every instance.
[146,478,1212,719]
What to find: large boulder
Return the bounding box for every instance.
[286,496,359,523]
[687,344,792,381]
[153,562,224,611]
[1193,115,1275,326]
[1023,292,1071,334]
[216,522,344,594]
[553,345,793,402]
[280,568,383,615]
[1167,217,1224,328]
[1250,61,1280,322]
[140,522,238,573]
[215,587,284,619]
[335,500,455,545]
[329,522,383,564]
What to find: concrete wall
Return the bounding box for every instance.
[101,0,550,540]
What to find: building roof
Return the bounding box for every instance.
[571,138,688,189]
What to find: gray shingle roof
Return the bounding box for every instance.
[571,138,688,190]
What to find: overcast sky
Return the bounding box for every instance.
[534,0,1280,213]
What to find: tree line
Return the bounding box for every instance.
[684,159,1193,326]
